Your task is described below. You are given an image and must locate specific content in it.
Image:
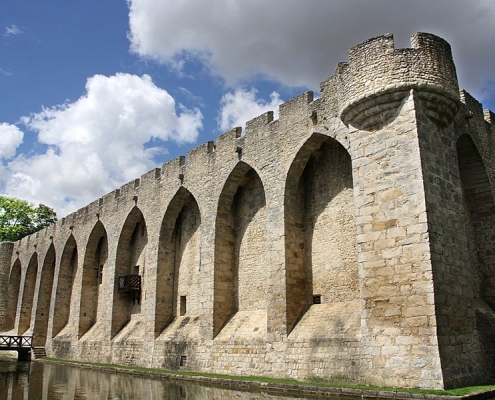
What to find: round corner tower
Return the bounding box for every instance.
[337,32,460,130]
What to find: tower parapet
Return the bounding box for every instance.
[337,32,460,129]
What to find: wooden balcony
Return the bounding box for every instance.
[118,275,141,304]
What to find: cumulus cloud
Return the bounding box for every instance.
[2,73,202,216]
[218,89,283,132]
[127,0,495,101]
[0,123,23,159]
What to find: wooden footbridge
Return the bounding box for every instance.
[0,335,33,361]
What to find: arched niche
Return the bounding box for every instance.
[2,260,21,331]
[156,187,201,336]
[284,133,358,333]
[457,134,495,305]
[456,134,495,377]
[112,207,148,338]
[53,235,78,337]
[79,221,107,338]
[33,244,56,346]
[213,162,267,337]
[19,253,38,335]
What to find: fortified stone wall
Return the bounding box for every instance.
[1,32,494,390]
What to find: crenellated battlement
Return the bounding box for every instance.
[14,32,492,250]
[161,156,185,181]
[216,127,242,150]
[245,111,274,134]
[14,33,487,245]
[335,32,460,129]
[460,89,495,128]
[485,110,495,132]
[279,91,314,119]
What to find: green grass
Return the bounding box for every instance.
[305,375,495,396]
[40,357,495,397]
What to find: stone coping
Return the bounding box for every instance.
[36,359,495,400]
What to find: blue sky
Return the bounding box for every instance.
[1,0,494,217]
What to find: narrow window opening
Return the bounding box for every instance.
[313,295,321,304]
[180,296,187,316]
[180,355,187,366]
[70,248,77,267]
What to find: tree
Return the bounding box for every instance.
[0,196,57,242]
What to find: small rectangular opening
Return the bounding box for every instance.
[180,296,187,316]
[180,355,187,367]
[313,295,321,304]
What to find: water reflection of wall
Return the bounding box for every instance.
[0,360,38,400]
[0,360,334,399]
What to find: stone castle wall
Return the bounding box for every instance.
[1,32,495,389]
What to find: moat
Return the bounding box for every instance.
[0,358,349,400]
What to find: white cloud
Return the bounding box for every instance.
[218,89,283,132]
[127,0,495,101]
[2,73,202,216]
[4,25,23,37]
[0,123,23,159]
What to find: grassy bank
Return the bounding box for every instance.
[36,357,495,399]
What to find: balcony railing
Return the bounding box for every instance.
[118,275,141,304]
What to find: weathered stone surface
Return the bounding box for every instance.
[0,32,494,390]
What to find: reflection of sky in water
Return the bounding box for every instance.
[0,359,341,400]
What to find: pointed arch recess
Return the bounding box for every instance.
[33,244,56,346]
[456,134,495,305]
[457,134,495,375]
[53,235,78,337]
[18,253,38,334]
[112,207,148,338]
[284,133,358,334]
[79,221,108,338]
[3,260,21,331]
[156,187,201,336]
[213,162,267,337]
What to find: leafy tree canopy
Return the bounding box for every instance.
[0,196,57,242]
